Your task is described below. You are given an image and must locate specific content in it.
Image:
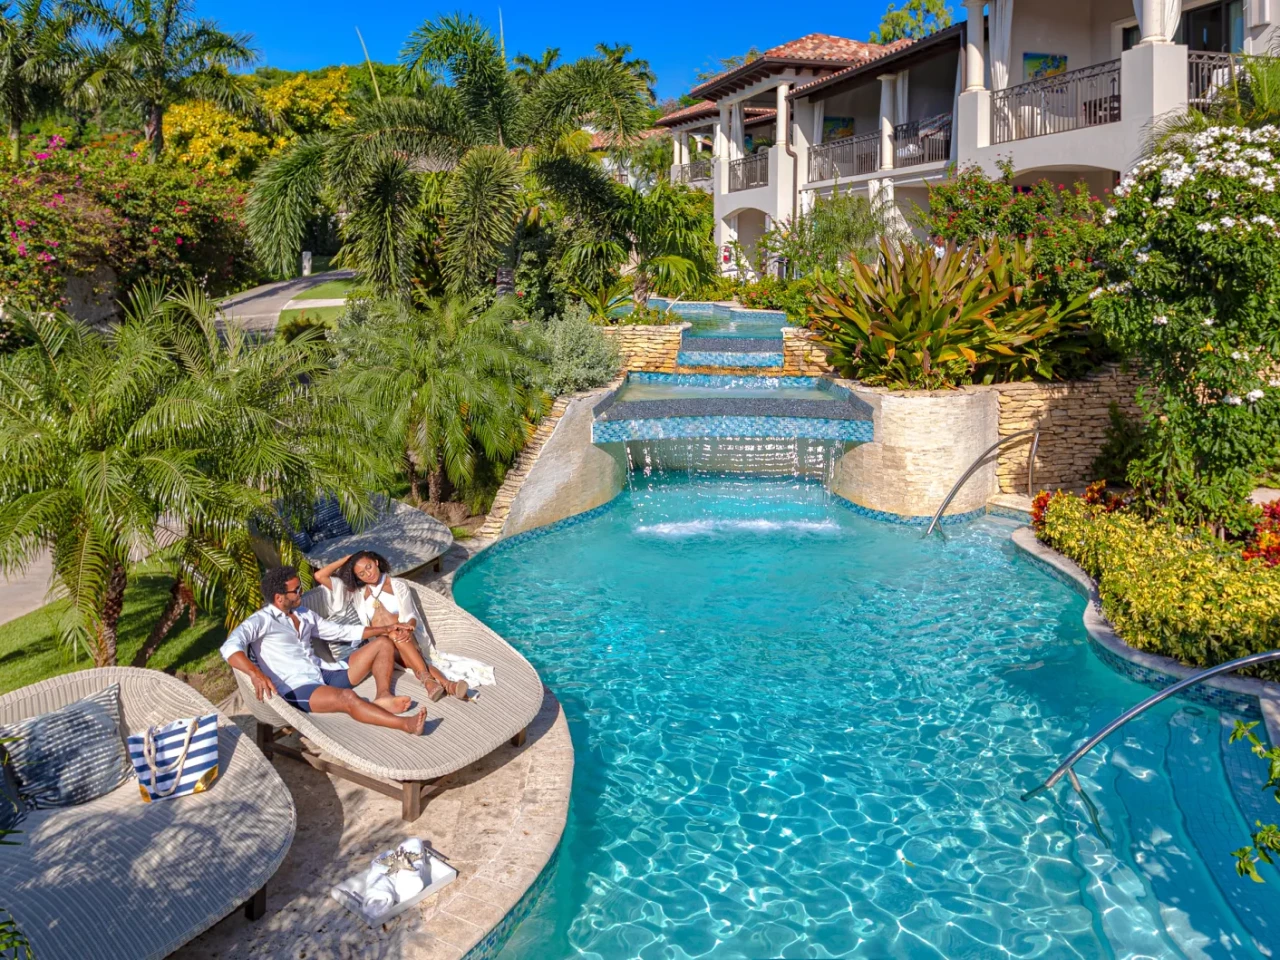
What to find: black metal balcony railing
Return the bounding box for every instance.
[992,60,1121,144]
[808,132,880,181]
[1188,51,1240,113]
[676,158,713,183]
[728,152,769,192]
[893,114,952,167]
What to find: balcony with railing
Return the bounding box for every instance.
[992,60,1121,144]
[1188,51,1240,113]
[808,132,880,182]
[728,152,769,192]
[893,114,952,167]
[676,158,713,183]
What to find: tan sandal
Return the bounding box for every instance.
[417,673,447,702]
[448,679,468,700]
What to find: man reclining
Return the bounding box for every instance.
[222,565,427,734]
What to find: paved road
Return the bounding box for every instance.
[0,551,53,627]
[218,269,355,336]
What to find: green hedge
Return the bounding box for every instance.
[1037,492,1280,673]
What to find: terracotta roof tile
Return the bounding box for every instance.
[656,101,774,127]
[762,33,883,62]
[788,25,964,98]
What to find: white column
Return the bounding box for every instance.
[964,0,987,91]
[672,134,681,167]
[1139,0,1165,42]
[775,82,790,145]
[732,102,745,159]
[715,106,730,159]
[878,74,896,170]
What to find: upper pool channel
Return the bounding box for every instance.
[453,473,1275,960]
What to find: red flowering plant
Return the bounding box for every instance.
[1242,502,1280,566]
[0,136,262,344]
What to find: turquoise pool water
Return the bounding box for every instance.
[453,475,1273,959]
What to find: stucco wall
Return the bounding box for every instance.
[601,323,688,373]
[992,363,1142,494]
[502,390,626,538]
[781,328,835,376]
[831,384,1001,518]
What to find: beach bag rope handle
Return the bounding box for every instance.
[142,718,199,799]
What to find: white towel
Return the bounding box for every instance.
[400,838,424,858]
[430,652,496,688]
[390,868,424,902]
[362,869,397,921]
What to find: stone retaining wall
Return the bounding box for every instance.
[781,328,835,376]
[601,323,688,373]
[991,364,1142,495]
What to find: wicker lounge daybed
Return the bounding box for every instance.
[234,581,544,821]
[0,667,296,960]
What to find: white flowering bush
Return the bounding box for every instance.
[1094,126,1280,530]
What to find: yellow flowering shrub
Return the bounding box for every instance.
[166,100,274,178]
[166,68,354,178]
[1038,492,1280,673]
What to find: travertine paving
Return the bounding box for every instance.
[178,687,571,960]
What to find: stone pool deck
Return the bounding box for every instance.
[178,683,571,960]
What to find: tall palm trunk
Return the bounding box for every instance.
[94,563,129,667]
[632,267,650,308]
[131,578,196,667]
[427,465,445,504]
[144,103,165,159]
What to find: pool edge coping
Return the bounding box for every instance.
[1011,526,1280,747]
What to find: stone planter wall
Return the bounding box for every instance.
[781,328,835,376]
[991,364,1142,495]
[601,323,689,373]
[831,383,1000,518]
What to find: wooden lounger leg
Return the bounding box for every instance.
[244,885,267,921]
[433,557,442,572]
[254,721,276,756]
[401,779,429,821]
[511,727,528,748]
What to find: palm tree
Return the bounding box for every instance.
[329,295,548,504]
[74,0,257,158]
[511,46,559,93]
[247,13,650,299]
[0,0,82,162]
[0,285,379,667]
[595,42,656,103]
[565,181,715,307]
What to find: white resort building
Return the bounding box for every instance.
[657,0,1277,275]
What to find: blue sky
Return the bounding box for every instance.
[202,0,960,102]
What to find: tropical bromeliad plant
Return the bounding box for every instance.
[807,238,1092,389]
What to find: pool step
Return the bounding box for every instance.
[676,350,784,370]
[675,364,785,377]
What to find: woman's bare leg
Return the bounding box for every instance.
[346,636,411,713]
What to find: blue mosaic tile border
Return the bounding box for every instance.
[650,299,788,323]
[462,842,564,960]
[986,504,1033,524]
[677,351,784,368]
[831,493,987,527]
[629,372,821,390]
[593,416,873,443]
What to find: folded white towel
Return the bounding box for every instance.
[400,837,424,859]
[390,868,424,902]
[362,871,397,921]
[431,652,496,688]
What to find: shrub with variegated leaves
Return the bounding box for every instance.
[1092,126,1280,531]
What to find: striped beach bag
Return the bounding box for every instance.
[127,714,219,802]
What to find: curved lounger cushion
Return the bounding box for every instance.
[0,667,296,960]
[235,582,543,783]
[305,501,454,576]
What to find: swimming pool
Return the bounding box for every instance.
[454,474,1274,959]
[648,300,789,340]
[613,374,839,403]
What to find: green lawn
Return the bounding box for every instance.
[278,305,346,327]
[0,564,232,699]
[292,277,354,301]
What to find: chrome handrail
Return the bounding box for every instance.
[923,427,1041,538]
[1022,649,1280,802]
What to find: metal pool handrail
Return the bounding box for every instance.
[1022,649,1280,802]
[923,427,1041,538]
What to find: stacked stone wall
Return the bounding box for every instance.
[781,328,835,376]
[991,364,1142,495]
[601,324,687,373]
